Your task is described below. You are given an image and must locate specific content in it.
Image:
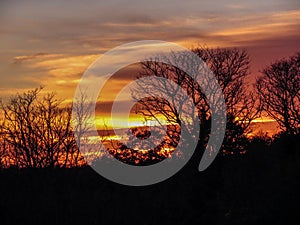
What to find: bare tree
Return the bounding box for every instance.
[133,47,259,155]
[35,93,79,167]
[193,47,259,131]
[72,88,108,165]
[0,88,81,168]
[0,88,41,167]
[256,52,300,135]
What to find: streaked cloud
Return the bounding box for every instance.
[0,0,299,109]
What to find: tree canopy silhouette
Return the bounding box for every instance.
[256,52,300,135]
[0,88,83,168]
[133,47,259,155]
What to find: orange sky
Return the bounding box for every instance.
[0,0,299,134]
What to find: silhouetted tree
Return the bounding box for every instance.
[133,47,259,155]
[256,52,300,135]
[36,93,78,167]
[72,88,94,164]
[72,88,109,164]
[0,88,81,168]
[194,47,259,153]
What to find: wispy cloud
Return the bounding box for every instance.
[0,0,299,101]
[13,53,62,64]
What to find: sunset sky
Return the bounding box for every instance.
[0,0,300,133]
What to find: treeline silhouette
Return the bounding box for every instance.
[0,48,299,225]
[0,132,299,225]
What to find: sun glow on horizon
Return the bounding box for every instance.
[95,114,171,130]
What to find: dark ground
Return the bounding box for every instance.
[0,135,299,225]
